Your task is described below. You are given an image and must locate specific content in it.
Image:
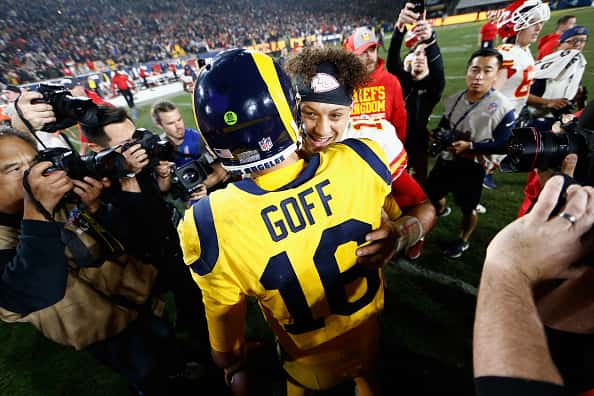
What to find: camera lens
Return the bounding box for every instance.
[181,168,200,183]
[505,127,585,171]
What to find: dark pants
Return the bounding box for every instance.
[86,314,185,395]
[425,157,485,215]
[404,127,430,187]
[119,89,135,108]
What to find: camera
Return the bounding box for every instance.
[412,0,424,15]
[31,83,98,132]
[170,159,212,201]
[501,123,594,185]
[121,128,175,168]
[33,146,128,180]
[429,127,456,157]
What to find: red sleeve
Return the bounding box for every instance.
[391,170,426,209]
[390,77,407,143]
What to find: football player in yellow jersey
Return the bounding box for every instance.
[284,47,435,260]
[178,49,403,395]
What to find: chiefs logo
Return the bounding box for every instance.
[310,73,340,93]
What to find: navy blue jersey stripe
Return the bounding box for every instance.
[340,139,391,186]
[189,197,219,275]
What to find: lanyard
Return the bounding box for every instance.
[447,89,493,132]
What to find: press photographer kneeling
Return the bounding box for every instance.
[0,127,196,395]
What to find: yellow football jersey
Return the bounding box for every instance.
[178,138,401,358]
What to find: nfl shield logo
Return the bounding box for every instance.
[259,137,273,151]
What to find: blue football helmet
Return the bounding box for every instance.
[192,48,299,174]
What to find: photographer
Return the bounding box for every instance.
[386,2,445,186]
[425,48,515,258]
[80,106,210,346]
[474,175,594,396]
[150,100,228,204]
[0,127,192,395]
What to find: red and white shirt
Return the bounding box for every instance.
[497,43,536,115]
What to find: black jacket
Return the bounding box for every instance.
[386,28,445,137]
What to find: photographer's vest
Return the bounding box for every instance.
[0,206,159,350]
[440,89,514,165]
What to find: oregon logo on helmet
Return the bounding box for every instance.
[224,111,238,126]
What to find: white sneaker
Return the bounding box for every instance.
[475,204,487,214]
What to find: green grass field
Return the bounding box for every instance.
[2,7,593,395]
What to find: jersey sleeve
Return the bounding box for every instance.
[177,198,246,353]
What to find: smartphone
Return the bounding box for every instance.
[412,0,424,16]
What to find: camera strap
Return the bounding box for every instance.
[14,96,37,135]
[447,89,493,132]
[22,169,56,223]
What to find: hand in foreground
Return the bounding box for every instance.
[414,19,433,41]
[24,161,73,218]
[14,91,56,132]
[121,143,149,174]
[187,184,208,203]
[485,176,594,284]
[397,3,422,31]
[72,176,110,213]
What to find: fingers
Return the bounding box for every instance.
[564,185,594,233]
[561,154,578,178]
[529,175,564,221]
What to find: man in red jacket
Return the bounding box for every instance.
[111,70,136,114]
[345,27,408,143]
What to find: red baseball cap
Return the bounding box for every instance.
[346,27,378,55]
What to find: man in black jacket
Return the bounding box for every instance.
[386,2,445,186]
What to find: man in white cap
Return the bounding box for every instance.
[345,26,408,143]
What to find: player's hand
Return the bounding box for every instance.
[484,176,594,285]
[356,210,397,268]
[546,98,570,110]
[414,20,433,41]
[24,162,73,217]
[397,3,421,31]
[450,140,472,155]
[13,91,56,131]
[121,143,149,174]
[71,176,110,213]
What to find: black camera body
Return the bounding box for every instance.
[429,127,456,157]
[32,83,98,132]
[34,146,128,181]
[121,128,175,168]
[170,159,213,201]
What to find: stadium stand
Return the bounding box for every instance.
[0,0,401,85]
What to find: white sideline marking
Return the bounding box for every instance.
[392,258,478,296]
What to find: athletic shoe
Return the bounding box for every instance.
[442,238,470,258]
[406,238,425,260]
[483,174,496,190]
[475,204,487,214]
[437,206,451,217]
